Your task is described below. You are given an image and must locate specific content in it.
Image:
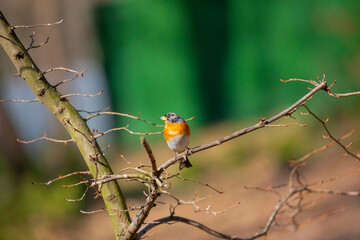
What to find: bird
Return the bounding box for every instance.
[160,112,192,170]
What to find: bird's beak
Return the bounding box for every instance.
[160,116,166,121]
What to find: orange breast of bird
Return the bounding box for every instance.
[163,121,190,142]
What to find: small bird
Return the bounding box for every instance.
[160,112,192,170]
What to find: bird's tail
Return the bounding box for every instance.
[179,156,192,170]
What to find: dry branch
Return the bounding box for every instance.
[86,111,164,127]
[305,188,360,197]
[17,132,74,144]
[157,82,328,173]
[93,126,162,139]
[11,19,63,30]
[282,75,360,98]
[138,186,307,240]
[302,105,360,161]
[0,98,39,103]
[26,31,49,51]
[32,171,91,185]
[290,130,355,165]
[60,89,104,100]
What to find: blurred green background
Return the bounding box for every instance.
[0,0,359,239]
[94,0,359,131]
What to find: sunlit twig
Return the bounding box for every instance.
[11,19,64,30]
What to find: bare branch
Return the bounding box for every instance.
[93,126,162,139]
[265,122,306,127]
[328,90,360,98]
[126,185,159,238]
[93,174,152,186]
[0,98,38,103]
[290,130,355,165]
[42,66,88,88]
[305,188,360,197]
[17,133,74,144]
[160,190,213,212]
[139,186,307,239]
[282,75,360,98]
[158,82,328,173]
[93,127,128,139]
[26,31,49,51]
[80,208,107,215]
[175,175,224,194]
[80,205,144,215]
[139,215,240,239]
[185,116,195,122]
[302,105,360,162]
[194,201,241,215]
[281,78,317,84]
[42,66,87,75]
[244,185,283,199]
[11,19,64,30]
[65,184,90,202]
[296,206,347,231]
[86,111,164,127]
[60,89,103,100]
[309,168,360,187]
[32,171,91,185]
[49,68,88,88]
[78,106,111,114]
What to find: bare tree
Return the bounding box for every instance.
[0,11,359,240]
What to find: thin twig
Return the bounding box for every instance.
[265,122,306,127]
[244,185,282,199]
[42,67,88,88]
[78,106,111,114]
[328,91,360,98]
[42,66,86,75]
[305,188,360,197]
[308,168,360,187]
[296,206,347,231]
[0,99,39,103]
[175,175,223,194]
[93,174,152,186]
[17,133,74,144]
[93,126,162,139]
[27,31,49,51]
[302,105,360,161]
[65,184,90,202]
[290,130,355,165]
[86,111,164,127]
[32,171,91,185]
[80,208,107,215]
[11,19,64,30]
[60,89,103,100]
[194,201,241,215]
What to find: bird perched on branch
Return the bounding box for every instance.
[160,112,192,170]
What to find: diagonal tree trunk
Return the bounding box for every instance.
[0,11,132,239]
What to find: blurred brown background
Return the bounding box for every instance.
[0,0,359,239]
